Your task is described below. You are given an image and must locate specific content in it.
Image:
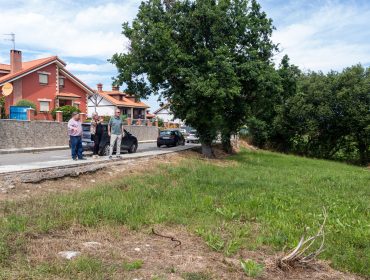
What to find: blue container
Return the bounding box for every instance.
[9,106,30,120]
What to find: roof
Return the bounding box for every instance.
[0,56,65,85]
[0,56,94,95]
[96,91,150,108]
[0,64,10,71]
[153,103,170,114]
[146,113,156,118]
[57,92,81,98]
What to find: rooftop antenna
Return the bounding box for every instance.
[3,33,15,50]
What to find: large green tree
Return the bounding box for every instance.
[271,65,370,165]
[111,0,277,156]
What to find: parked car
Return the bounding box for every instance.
[157,129,185,147]
[179,128,187,135]
[81,123,138,155]
[186,129,199,143]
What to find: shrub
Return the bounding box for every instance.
[157,117,164,127]
[15,99,37,114]
[51,105,80,122]
[0,96,5,119]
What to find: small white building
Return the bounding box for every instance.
[88,83,149,118]
[153,103,184,126]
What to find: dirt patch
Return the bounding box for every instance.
[14,226,362,280]
[238,140,258,151]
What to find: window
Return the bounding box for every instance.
[59,77,65,88]
[39,74,48,85]
[39,101,50,112]
[73,102,80,109]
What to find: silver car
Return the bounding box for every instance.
[186,129,199,143]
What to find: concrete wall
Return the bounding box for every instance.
[0,120,159,149]
[0,119,68,149]
[124,125,159,142]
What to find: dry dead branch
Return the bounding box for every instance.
[277,207,327,270]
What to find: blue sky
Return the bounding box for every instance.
[1,0,369,111]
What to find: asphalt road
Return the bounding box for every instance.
[0,142,167,167]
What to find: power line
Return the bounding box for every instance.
[3,33,16,50]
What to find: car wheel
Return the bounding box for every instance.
[128,143,138,153]
[157,143,161,148]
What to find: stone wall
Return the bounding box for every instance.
[0,120,159,149]
[0,120,69,149]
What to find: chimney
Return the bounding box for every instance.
[112,85,119,91]
[97,83,103,92]
[10,50,22,73]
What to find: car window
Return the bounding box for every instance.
[160,131,172,136]
[82,125,90,132]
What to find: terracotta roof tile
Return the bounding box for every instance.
[96,91,149,108]
[0,56,65,85]
[0,64,10,71]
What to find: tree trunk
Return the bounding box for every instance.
[201,143,215,158]
[222,135,233,154]
[357,138,368,166]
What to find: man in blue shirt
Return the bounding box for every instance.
[108,109,124,159]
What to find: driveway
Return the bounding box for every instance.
[0,142,198,174]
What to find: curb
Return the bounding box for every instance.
[0,146,69,155]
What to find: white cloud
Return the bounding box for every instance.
[0,0,137,59]
[73,73,113,88]
[66,62,115,73]
[272,1,370,71]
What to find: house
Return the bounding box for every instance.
[0,50,94,120]
[153,103,183,126]
[88,84,150,119]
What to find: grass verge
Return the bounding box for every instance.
[0,149,369,277]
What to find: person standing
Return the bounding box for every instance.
[90,113,104,158]
[108,109,124,159]
[68,112,85,160]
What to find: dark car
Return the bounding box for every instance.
[157,129,185,148]
[81,123,138,155]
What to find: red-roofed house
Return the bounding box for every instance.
[0,50,94,120]
[88,83,150,119]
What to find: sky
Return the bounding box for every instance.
[0,0,369,111]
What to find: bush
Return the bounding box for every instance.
[0,96,6,119]
[51,105,80,122]
[15,99,37,114]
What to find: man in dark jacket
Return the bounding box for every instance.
[90,112,104,158]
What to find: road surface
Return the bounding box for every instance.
[0,143,198,174]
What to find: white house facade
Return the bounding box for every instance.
[153,103,183,125]
[88,84,149,118]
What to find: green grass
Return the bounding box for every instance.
[240,259,264,277]
[122,259,143,271]
[0,149,369,277]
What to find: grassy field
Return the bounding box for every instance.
[0,148,369,278]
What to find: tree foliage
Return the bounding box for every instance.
[260,63,370,165]
[111,0,277,156]
[51,105,81,122]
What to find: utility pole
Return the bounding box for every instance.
[3,33,16,50]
